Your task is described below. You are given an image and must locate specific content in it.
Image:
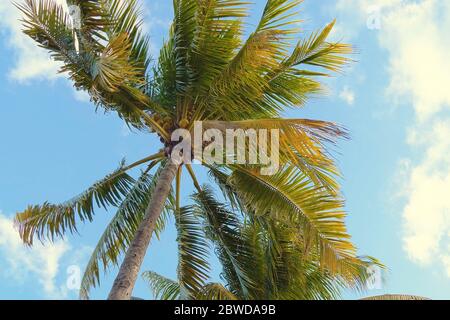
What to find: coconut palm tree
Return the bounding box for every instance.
[143,187,380,300]
[14,0,362,300]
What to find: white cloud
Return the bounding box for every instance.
[0,0,69,82]
[335,0,450,277]
[0,0,94,102]
[402,121,450,266]
[0,213,70,298]
[331,0,403,40]
[339,86,355,105]
[0,0,166,103]
[0,1,99,103]
[442,254,450,278]
[0,212,94,299]
[72,88,91,103]
[379,0,450,122]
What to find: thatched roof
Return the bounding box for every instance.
[361,294,431,300]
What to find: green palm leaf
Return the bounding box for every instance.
[175,206,210,299]
[193,187,257,299]
[185,0,248,95]
[222,165,357,274]
[141,205,211,300]
[204,118,348,191]
[142,271,180,300]
[197,283,238,300]
[149,28,177,110]
[198,0,303,120]
[287,20,352,72]
[15,159,135,245]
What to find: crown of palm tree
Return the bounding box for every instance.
[13,0,379,299]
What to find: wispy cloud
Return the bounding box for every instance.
[72,88,91,103]
[0,212,94,299]
[0,0,68,82]
[335,0,450,277]
[339,86,355,106]
[0,213,70,298]
[401,121,450,266]
[0,0,94,104]
[0,0,169,104]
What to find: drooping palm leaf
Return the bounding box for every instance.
[174,206,210,299]
[193,187,257,299]
[212,165,357,275]
[15,159,135,245]
[142,271,180,300]
[65,0,106,52]
[140,205,210,300]
[18,0,166,131]
[14,152,163,245]
[197,283,239,300]
[203,118,348,190]
[210,168,382,298]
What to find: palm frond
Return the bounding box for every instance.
[18,0,165,130]
[16,0,92,88]
[142,271,180,300]
[15,159,135,245]
[193,187,257,299]
[172,0,198,93]
[149,27,177,110]
[104,0,151,73]
[252,217,371,300]
[204,118,348,191]
[66,0,150,64]
[257,0,302,31]
[197,283,238,300]
[206,172,383,299]
[225,165,357,274]
[197,0,303,120]
[186,0,248,95]
[287,20,353,72]
[16,0,74,51]
[175,206,210,299]
[207,165,243,210]
[91,32,144,95]
[262,20,352,98]
[65,0,107,52]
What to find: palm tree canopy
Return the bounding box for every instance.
[13,0,378,299]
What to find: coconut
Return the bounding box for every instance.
[179,118,189,129]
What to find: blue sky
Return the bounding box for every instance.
[1,0,450,300]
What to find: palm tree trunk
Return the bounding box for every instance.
[108,160,179,300]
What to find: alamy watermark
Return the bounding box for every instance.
[68,5,82,30]
[169,121,280,176]
[66,265,82,291]
[366,6,382,30]
[366,265,384,290]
